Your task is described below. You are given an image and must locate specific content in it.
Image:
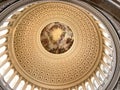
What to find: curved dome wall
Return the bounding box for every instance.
[0,0,120,90]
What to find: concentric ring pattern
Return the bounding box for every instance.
[0,1,116,90]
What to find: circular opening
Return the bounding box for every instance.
[40,22,74,54]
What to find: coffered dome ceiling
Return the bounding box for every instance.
[0,1,118,90]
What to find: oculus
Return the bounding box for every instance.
[40,22,74,54]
